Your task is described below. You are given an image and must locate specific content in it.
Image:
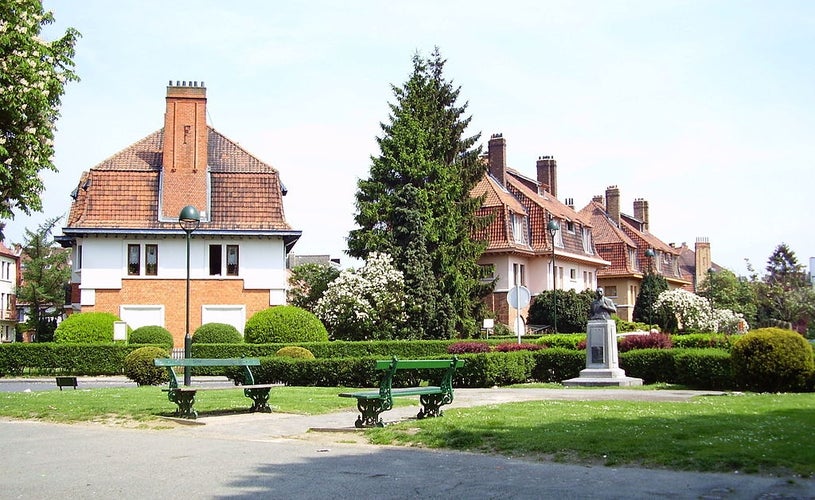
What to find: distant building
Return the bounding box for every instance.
[57,82,301,346]
[578,187,692,321]
[286,254,341,269]
[472,134,609,329]
[0,242,19,342]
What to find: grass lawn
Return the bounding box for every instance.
[0,386,358,423]
[367,392,815,476]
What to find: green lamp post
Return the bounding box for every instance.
[547,218,560,333]
[178,205,200,386]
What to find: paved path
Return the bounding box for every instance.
[2,383,814,498]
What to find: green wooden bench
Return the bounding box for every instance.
[153,358,274,419]
[339,356,465,428]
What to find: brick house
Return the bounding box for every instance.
[472,134,609,331]
[578,187,692,320]
[58,82,301,346]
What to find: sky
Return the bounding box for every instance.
[6,0,814,276]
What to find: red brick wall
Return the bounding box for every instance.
[86,279,271,347]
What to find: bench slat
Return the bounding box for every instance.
[154,358,260,367]
[374,359,465,370]
[164,384,274,393]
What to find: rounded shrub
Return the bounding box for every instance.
[124,346,170,386]
[276,346,316,359]
[192,323,243,344]
[54,312,124,343]
[731,327,814,392]
[244,306,329,344]
[129,325,174,348]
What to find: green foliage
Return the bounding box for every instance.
[527,289,595,333]
[16,217,70,341]
[123,346,169,386]
[53,312,123,343]
[699,268,757,327]
[633,272,670,327]
[614,317,651,333]
[673,349,733,390]
[670,333,740,350]
[619,349,677,384]
[286,263,340,313]
[0,343,145,376]
[454,351,536,387]
[731,327,814,392]
[536,334,586,349]
[0,0,80,220]
[275,346,315,359]
[192,322,243,344]
[530,348,585,382]
[128,325,173,348]
[245,306,329,344]
[254,357,379,387]
[347,48,489,339]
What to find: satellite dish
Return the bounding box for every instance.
[507,286,531,309]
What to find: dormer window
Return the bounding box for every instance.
[511,212,527,244]
[581,227,593,254]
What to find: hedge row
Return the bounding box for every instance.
[0,343,153,376]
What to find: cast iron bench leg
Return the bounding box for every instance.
[168,390,198,419]
[245,388,272,413]
[355,398,391,428]
[418,393,449,419]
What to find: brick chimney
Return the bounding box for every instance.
[694,237,711,291]
[487,133,506,187]
[592,195,604,205]
[536,155,558,198]
[605,185,620,226]
[633,198,649,231]
[161,80,208,220]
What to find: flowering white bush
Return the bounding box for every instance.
[654,288,747,333]
[314,252,406,340]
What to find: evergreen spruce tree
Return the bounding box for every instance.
[348,49,488,338]
[17,217,70,341]
[633,271,670,328]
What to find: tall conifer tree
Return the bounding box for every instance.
[348,49,489,338]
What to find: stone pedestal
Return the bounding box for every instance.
[562,319,642,387]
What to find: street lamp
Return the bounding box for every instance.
[547,218,560,333]
[645,248,656,330]
[179,205,200,386]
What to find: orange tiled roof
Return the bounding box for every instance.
[65,127,293,233]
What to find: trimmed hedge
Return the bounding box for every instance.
[192,323,243,344]
[670,333,741,350]
[731,328,814,392]
[0,343,147,376]
[674,349,733,390]
[54,312,124,343]
[619,349,678,384]
[536,334,586,349]
[245,306,328,343]
[129,326,174,348]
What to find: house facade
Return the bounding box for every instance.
[0,242,19,342]
[472,134,609,330]
[578,187,692,320]
[58,82,301,347]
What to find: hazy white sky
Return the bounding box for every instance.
[7,1,813,276]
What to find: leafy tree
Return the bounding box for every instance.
[753,244,815,333]
[347,48,489,339]
[16,216,70,341]
[528,289,595,333]
[633,272,670,328]
[0,1,79,225]
[314,252,406,340]
[698,268,757,327]
[286,263,340,313]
